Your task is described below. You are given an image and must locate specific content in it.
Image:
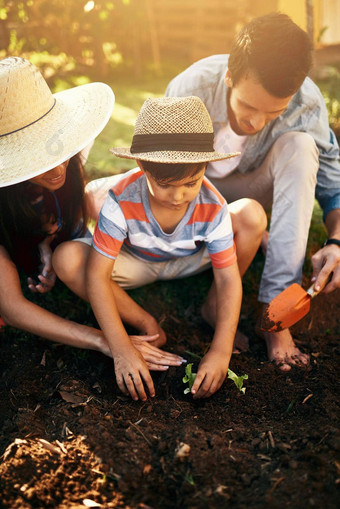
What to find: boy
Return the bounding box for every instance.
[84,96,264,401]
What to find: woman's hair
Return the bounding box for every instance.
[139,160,206,183]
[0,153,87,261]
[228,12,313,98]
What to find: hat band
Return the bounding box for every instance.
[130,132,214,153]
[0,98,56,138]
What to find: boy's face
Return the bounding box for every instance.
[144,167,206,212]
[225,70,293,136]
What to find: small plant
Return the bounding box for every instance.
[182,363,197,394]
[182,364,248,395]
[227,369,248,394]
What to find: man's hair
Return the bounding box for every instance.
[228,12,313,97]
[139,160,206,183]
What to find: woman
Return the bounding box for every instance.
[0,57,181,370]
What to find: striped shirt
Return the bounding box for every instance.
[93,168,236,269]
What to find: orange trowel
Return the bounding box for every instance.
[261,283,320,332]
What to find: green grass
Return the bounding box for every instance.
[84,73,175,176]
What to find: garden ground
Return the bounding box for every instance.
[0,256,339,508]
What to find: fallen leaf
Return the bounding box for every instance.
[59,391,87,404]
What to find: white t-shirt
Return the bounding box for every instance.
[207,122,247,179]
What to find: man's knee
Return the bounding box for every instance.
[275,131,317,151]
[230,198,267,236]
[272,132,319,175]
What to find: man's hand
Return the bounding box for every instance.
[27,240,56,293]
[191,349,230,399]
[130,334,185,370]
[114,344,155,401]
[311,244,340,293]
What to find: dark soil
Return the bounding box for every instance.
[0,269,339,509]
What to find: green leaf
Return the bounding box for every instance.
[182,363,197,394]
[227,369,248,394]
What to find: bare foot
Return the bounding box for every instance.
[256,324,309,371]
[261,230,269,256]
[233,329,249,354]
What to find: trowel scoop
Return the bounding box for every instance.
[261,283,320,332]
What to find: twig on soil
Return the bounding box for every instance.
[302,393,313,404]
[62,421,74,437]
[268,431,275,448]
[269,477,285,493]
[257,454,272,461]
[55,439,68,454]
[128,420,152,446]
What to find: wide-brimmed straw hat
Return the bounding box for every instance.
[0,57,115,188]
[110,96,240,163]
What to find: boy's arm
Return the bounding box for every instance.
[192,262,242,399]
[86,247,155,401]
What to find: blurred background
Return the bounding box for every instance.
[1,0,340,174]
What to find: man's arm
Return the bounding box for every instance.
[312,208,340,293]
[86,247,155,401]
[192,262,242,398]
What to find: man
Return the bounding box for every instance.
[166,12,340,371]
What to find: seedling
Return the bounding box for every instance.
[227,369,248,394]
[182,363,197,394]
[182,364,248,395]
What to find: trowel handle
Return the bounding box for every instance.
[306,284,321,299]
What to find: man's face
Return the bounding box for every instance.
[225,70,293,136]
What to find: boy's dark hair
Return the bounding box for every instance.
[228,12,313,97]
[139,160,206,183]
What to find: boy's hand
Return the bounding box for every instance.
[130,334,185,370]
[114,344,155,401]
[191,349,230,399]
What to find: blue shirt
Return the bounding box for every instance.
[166,54,340,219]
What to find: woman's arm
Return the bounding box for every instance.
[0,245,110,355]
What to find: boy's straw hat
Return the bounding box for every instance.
[0,57,115,188]
[110,96,240,163]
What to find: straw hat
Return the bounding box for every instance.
[110,96,240,163]
[0,57,115,188]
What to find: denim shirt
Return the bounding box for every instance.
[166,54,340,219]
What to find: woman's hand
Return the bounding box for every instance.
[27,239,56,293]
[130,334,185,370]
